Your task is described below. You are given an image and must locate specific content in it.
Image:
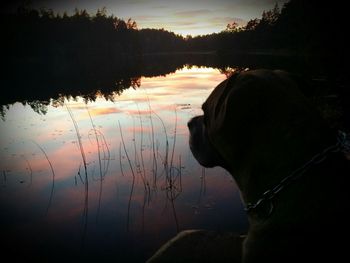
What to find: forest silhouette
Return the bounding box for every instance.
[4,1,346,57]
[2,0,348,121]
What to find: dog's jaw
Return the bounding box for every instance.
[188,115,228,169]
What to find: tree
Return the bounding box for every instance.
[261,3,280,25]
[96,7,107,18]
[225,21,239,32]
[245,18,260,31]
[126,18,137,30]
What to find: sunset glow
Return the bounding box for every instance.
[24,0,289,36]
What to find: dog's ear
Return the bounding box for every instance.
[202,71,241,139]
[213,71,240,120]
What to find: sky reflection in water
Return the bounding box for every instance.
[0,66,248,262]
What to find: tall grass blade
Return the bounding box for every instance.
[31,140,55,215]
[118,120,136,232]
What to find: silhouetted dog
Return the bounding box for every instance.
[188,69,350,262]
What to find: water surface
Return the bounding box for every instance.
[0,66,248,262]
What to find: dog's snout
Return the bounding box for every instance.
[187,120,193,129]
[188,116,198,129]
[188,116,204,130]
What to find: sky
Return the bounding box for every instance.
[4,0,289,36]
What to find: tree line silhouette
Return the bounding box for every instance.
[4,0,346,59]
[2,0,348,122]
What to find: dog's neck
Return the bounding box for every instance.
[240,148,350,263]
[224,125,337,221]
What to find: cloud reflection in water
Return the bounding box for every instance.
[0,66,248,262]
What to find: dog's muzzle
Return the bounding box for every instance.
[188,116,227,169]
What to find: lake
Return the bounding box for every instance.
[0,66,249,262]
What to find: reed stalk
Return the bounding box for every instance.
[23,156,33,187]
[118,120,136,231]
[31,140,55,215]
[65,103,88,247]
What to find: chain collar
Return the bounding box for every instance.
[244,130,350,217]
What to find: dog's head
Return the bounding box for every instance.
[187,74,238,170]
[188,69,334,194]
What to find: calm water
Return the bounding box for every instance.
[0,66,248,262]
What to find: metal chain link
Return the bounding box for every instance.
[338,130,350,154]
[245,130,350,216]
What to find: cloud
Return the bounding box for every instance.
[88,107,122,117]
[209,16,247,27]
[174,9,211,18]
[132,15,163,21]
[176,21,198,26]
